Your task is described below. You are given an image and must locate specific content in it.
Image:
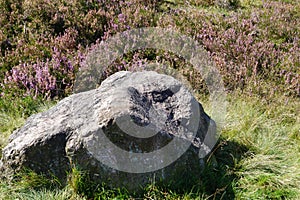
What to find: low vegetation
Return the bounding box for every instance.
[0,0,299,199]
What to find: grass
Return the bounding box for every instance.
[223,91,300,199]
[0,89,299,199]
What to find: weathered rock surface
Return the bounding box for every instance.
[0,71,216,192]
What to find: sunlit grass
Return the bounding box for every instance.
[222,91,300,199]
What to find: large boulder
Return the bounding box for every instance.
[0,71,216,192]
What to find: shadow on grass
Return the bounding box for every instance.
[198,137,249,199]
[71,137,249,199]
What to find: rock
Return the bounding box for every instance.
[0,71,216,192]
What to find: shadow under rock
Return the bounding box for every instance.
[197,138,249,200]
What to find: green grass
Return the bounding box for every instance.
[0,183,84,200]
[222,91,300,199]
[0,90,299,199]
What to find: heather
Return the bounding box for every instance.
[0,0,299,199]
[1,0,299,99]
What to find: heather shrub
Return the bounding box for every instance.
[0,0,299,99]
[0,0,107,71]
[186,0,215,7]
[0,0,161,98]
[102,0,159,40]
[215,0,240,9]
[157,1,299,97]
[2,27,84,99]
[172,0,240,9]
